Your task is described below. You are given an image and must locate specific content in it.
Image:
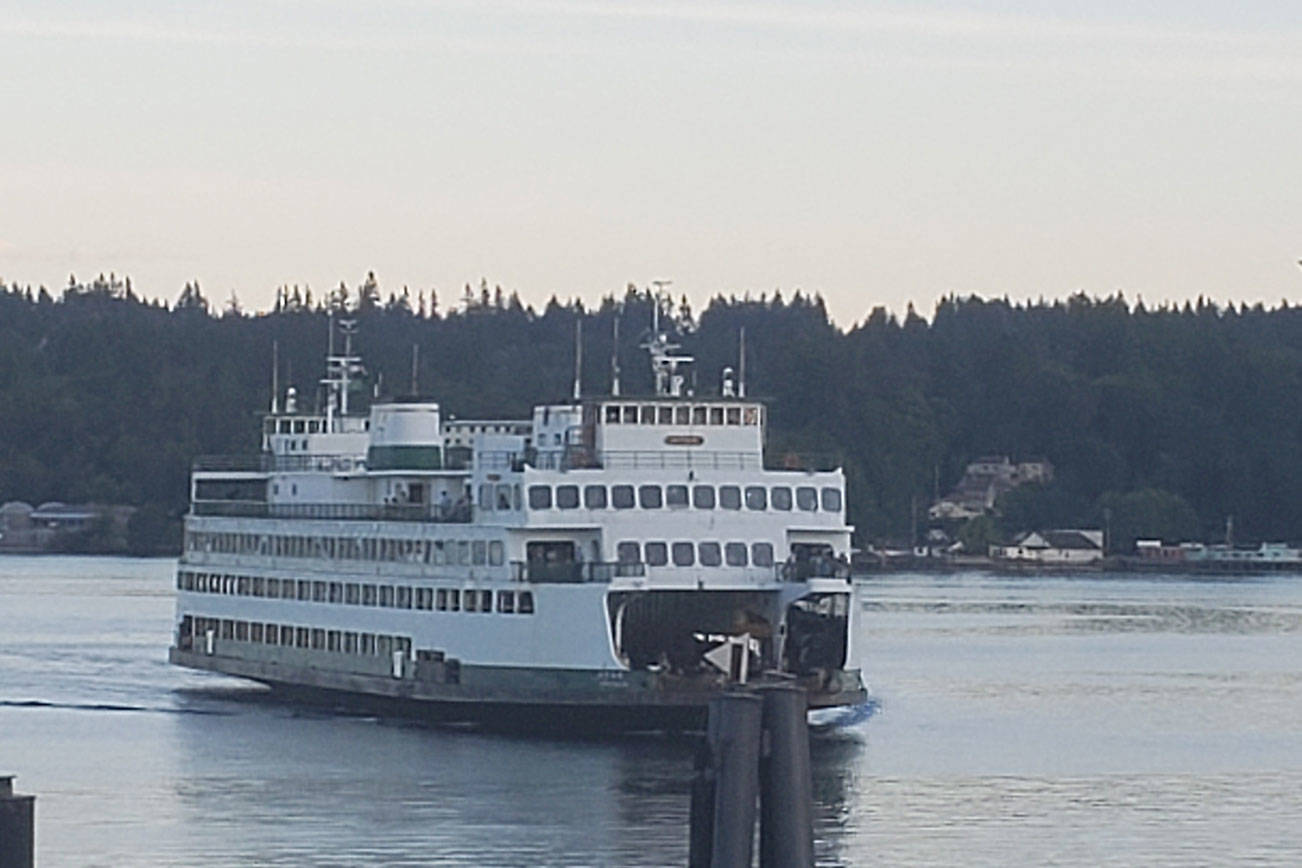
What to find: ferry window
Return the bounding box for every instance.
[726,407,741,425]
[605,405,621,423]
[362,634,376,654]
[720,486,742,510]
[725,542,748,566]
[672,542,695,566]
[645,542,668,566]
[638,485,663,509]
[709,407,724,425]
[327,630,340,652]
[238,576,250,595]
[675,406,690,425]
[344,632,357,653]
[556,485,580,509]
[279,419,291,433]
[280,625,294,647]
[311,628,325,650]
[431,541,446,566]
[236,621,249,641]
[623,405,639,423]
[329,582,342,603]
[640,405,656,424]
[253,577,265,596]
[296,627,310,648]
[612,485,635,509]
[666,485,689,508]
[744,407,759,425]
[658,406,674,424]
[692,406,707,425]
[297,581,311,601]
[617,541,641,564]
[699,542,722,567]
[380,586,394,607]
[497,591,515,614]
[796,487,818,511]
[771,486,792,511]
[519,591,535,614]
[397,586,412,609]
[583,485,607,509]
[496,485,513,510]
[309,419,321,433]
[448,589,461,612]
[362,584,377,606]
[377,636,392,656]
[265,624,278,644]
[480,590,496,613]
[752,542,775,567]
[436,589,448,611]
[313,581,327,602]
[745,486,768,510]
[472,541,487,565]
[693,485,716,509]
[294,420,306,434]
[345,583,359,604]
[528,485,553,509]
[479,484,493,509]
[489,541,505,566]
[821,487,843,512]
[457,541,470,565]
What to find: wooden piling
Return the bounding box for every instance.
[0,775,34,868]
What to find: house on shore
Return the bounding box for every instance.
[929,456,1053,521]
[991,529,1104,565]
[0,501,135,553]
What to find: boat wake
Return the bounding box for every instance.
[0,698,233,716]
[809,696,881,733]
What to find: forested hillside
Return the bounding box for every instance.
[3,274,1302,553]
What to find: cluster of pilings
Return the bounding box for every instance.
[689,684,814,868]
[0,775,34,868]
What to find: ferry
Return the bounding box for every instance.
[168,307,867,730]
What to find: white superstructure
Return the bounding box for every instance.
[170,309,866,729]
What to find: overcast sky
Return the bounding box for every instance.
[2,1,1300,324]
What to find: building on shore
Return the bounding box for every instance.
[0,501,135,553]
[929,456,1053,521]
[991,529,1104,565]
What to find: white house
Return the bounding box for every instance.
[991,529,1104,565]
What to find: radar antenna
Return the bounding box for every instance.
[641,281,694,397]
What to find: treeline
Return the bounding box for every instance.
[3,273,1302,553]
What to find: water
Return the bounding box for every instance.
[3,557,1302,865]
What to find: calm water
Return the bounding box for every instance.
[3,557,1302,866]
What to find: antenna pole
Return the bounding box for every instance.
[573,318,583,401]
[651,279,672,335]
[270,340,279,413]
[612,313,621,396]
[325,314,334,432]
[738,326,746,397]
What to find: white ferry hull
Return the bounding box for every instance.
[168,645,867,732]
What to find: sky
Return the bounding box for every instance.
[2,0,1300,325]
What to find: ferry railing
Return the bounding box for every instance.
[777,559,852,582]
[600,451,762,470]
[193,454,368,474]
[475,449,841,473]
[509,560,646,583]
[190,500,473,523]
